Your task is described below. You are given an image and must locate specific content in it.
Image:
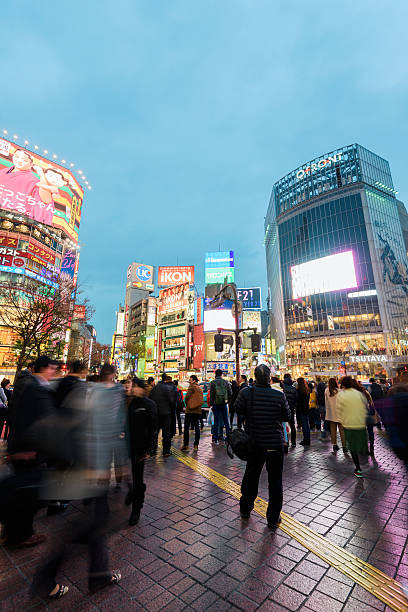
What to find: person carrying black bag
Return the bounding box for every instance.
[235,364,291,529]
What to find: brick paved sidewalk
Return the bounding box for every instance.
[0,428,407,611]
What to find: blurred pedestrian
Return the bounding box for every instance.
[308,382,320,432]
[297,378,311,446]
[126,377,157,525]
[4,356,58,547]
[337,376,369,478]
[236,364,290,529]
[181,375,203,452]
[377,381,408,469]
[0,378,9,440]
[324,378,347,453]
[146,376,155,396]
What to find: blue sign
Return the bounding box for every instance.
[135,265,152,282]
[205,251,234,269]
[237,287,262,310]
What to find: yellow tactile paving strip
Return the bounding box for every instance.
[171,446,408,612]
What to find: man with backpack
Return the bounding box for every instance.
[209,369,232,444]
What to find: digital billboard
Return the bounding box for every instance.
[158,266,194,287]
[158,282,190,314]
[205,267,235,285]
[237,287,262,310]
[204,307,236,332]
[0,138,83,243]
[291,251,357,299]
[205,251,234,268]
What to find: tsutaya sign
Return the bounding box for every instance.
[296,153,343,180]
[350,354,387,363]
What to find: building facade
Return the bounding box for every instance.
[265,144,408,378]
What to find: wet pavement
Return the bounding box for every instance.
[1,427,407,611]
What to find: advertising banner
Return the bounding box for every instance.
[0,138,83,243]
[205,251,234,268]
[193,324,205,370]
[158,282,189,314]
[205,331,236,362]
[158,265,194,287]
[60,248,77,283]
[237,287,262,310]
[205,266,235,285]
[74,304,86,319]
[242,310,262,333]
[127,262,154,291]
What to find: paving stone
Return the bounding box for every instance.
[304,590,344,612]
[316,575,352,601]
[284,570,318,595]
[270,584,307,610]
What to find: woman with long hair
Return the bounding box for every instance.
[325,378,347,453]
[296,377,311,446]
[337,376,369,477]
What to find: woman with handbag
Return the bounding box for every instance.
[337,377,371,478]
[181,375,203,452]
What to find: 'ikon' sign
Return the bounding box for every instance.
[158,266,194,287]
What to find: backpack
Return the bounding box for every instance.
[213,378,228,405]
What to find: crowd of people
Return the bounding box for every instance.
[0,357,406,601]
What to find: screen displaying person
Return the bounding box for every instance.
[0,149,58,225]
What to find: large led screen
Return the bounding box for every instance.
[204,308,236,332]
[291,251,357,299]
[0,138,83,243]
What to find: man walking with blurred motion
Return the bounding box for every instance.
[282,373,298,447]
[236,364,291,529]
[4,356,58,547]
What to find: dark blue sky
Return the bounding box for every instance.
[2,1,407,343]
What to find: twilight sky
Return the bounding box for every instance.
[2,1,407,343]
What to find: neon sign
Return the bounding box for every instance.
[296,153,343,180]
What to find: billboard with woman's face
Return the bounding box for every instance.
[0,138,83,244]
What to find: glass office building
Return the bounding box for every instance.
[265,144,408,378]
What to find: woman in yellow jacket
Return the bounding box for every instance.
[337,377,370,478]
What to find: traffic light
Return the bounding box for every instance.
[251,333,261,352]
[214,333,224,352]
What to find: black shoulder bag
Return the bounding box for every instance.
[226,387,255,461]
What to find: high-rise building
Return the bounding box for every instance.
[265,144,408,379]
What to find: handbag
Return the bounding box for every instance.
[226,387,255,461]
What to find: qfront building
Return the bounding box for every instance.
[265,144,408,379]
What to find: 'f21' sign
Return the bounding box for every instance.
[236,287,261,310]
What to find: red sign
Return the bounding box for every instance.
[0,254,25,267]
[158,266,194,287]
[28,239,55,264]
[0,234,18,248]
[74,304,86,319]
[193,324,205,370]
[158,282,190,314]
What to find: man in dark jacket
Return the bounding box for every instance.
[236,364,291,529]
[5,356,58,546]
[230,375,247,429]
[209,370,232,444]
[282,373,297,447]
[126,377,157,525]
[150,374,177,456]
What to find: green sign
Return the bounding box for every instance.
[205,267,235,285]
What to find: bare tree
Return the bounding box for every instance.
[0,276,93,372]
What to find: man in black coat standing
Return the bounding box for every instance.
[282,373,297,447]
[150,374,177,457]
[236,364,291,529]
